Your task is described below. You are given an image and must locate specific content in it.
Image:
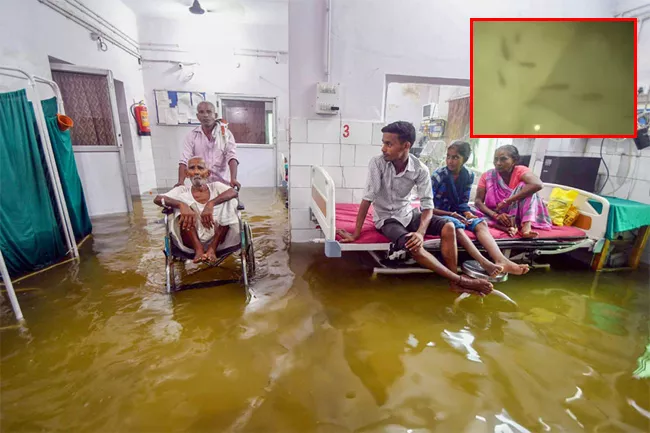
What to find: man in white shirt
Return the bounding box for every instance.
[155,156,239,264]
[337,121,494,296]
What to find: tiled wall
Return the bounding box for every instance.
[289,118,385,242]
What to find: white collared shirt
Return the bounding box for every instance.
[362,154,434,229]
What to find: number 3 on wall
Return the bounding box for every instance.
[342,124,350,138]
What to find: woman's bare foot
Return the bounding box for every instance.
[204,248,217,264]
[450,275,493,295]
[521,230,539,239]
[193,248,205,263]
[507,227,518,237]
[497,259,530,275]
[481,261,504,278]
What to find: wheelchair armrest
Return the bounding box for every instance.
[161,207,174,215]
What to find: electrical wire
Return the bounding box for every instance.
[597,138,609,194]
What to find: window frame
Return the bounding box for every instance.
[216,94,277,149]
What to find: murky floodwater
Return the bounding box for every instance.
[1,188,649,432]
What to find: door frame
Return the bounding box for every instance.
[50,63,134,212]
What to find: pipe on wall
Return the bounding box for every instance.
[38,0,141,60]
[65,0,139,48]
[325,0,332,82]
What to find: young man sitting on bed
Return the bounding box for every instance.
[336,121,494,296]
[154,156,239,264]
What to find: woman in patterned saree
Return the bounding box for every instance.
[474,145,552,239]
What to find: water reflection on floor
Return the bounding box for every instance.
[1,188,649,432]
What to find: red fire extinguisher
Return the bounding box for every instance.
[130,101,151,136]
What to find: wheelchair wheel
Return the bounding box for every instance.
[240,221,256,289]
[245,222,256,278]
[164,236,176,293]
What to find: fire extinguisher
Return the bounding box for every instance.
[130,101,151,136]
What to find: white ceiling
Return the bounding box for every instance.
[121,0,288,25]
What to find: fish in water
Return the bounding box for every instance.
[515,32,521,44]
[519,61,536,68]
[578,92,604,102]
[540,83,570,91]
[500,37,511,60]
[498,70,506,87]
[453,289,518,307]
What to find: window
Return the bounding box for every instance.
[467,138,513,173]
[51,69,116,146]
[220,97,275,145]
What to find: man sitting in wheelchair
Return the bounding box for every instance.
[154,156,239,264]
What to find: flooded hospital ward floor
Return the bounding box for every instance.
[1,188,649,432]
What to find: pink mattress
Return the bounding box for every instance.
[334,203,587,244]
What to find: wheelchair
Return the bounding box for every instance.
[161,191,256,294]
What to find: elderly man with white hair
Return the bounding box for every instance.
[155,156,239,264]
[175,101,240,189]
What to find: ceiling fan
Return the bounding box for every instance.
[185,0,245,15]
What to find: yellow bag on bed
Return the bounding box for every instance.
[547,187,579,226]
[563,205,580,226]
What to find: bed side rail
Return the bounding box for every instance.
[537,183,610,241]
[310,166,336,241]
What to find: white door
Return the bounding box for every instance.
[50,64,133,216]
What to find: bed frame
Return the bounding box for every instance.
[308,165,610,271]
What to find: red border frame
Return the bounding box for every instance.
[469,17,638,138]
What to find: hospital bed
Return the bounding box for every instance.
[308,166,610,274]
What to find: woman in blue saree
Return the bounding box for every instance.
[431,141,529,275]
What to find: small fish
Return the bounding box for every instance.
[453,292,472,307]
[578,92,604,101]
[492,289,517,306]
[540,83,570,91]
[453,288,517,307]
[500,37,511,60]
[497,70,506,87]
[519,61,536,68]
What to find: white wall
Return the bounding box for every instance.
[385,83,434,126]
[288,0,617,242]
[137,14,289,188]
[0,0,157,202]
[289,0,615,122]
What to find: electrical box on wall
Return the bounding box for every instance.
[315,82,340,115]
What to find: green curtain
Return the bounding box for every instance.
[41,97,92,241]
[0,90,66,276]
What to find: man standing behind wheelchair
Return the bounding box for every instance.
[175,101,240,190]
[155,156,239,264]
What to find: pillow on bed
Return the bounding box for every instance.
[548,187,579,226]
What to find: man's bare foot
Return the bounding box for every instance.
[481,261,504,278]
[450,275,493,295]
[193,248,205,263]
[204,248,217,264]
[497,260,530,275]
